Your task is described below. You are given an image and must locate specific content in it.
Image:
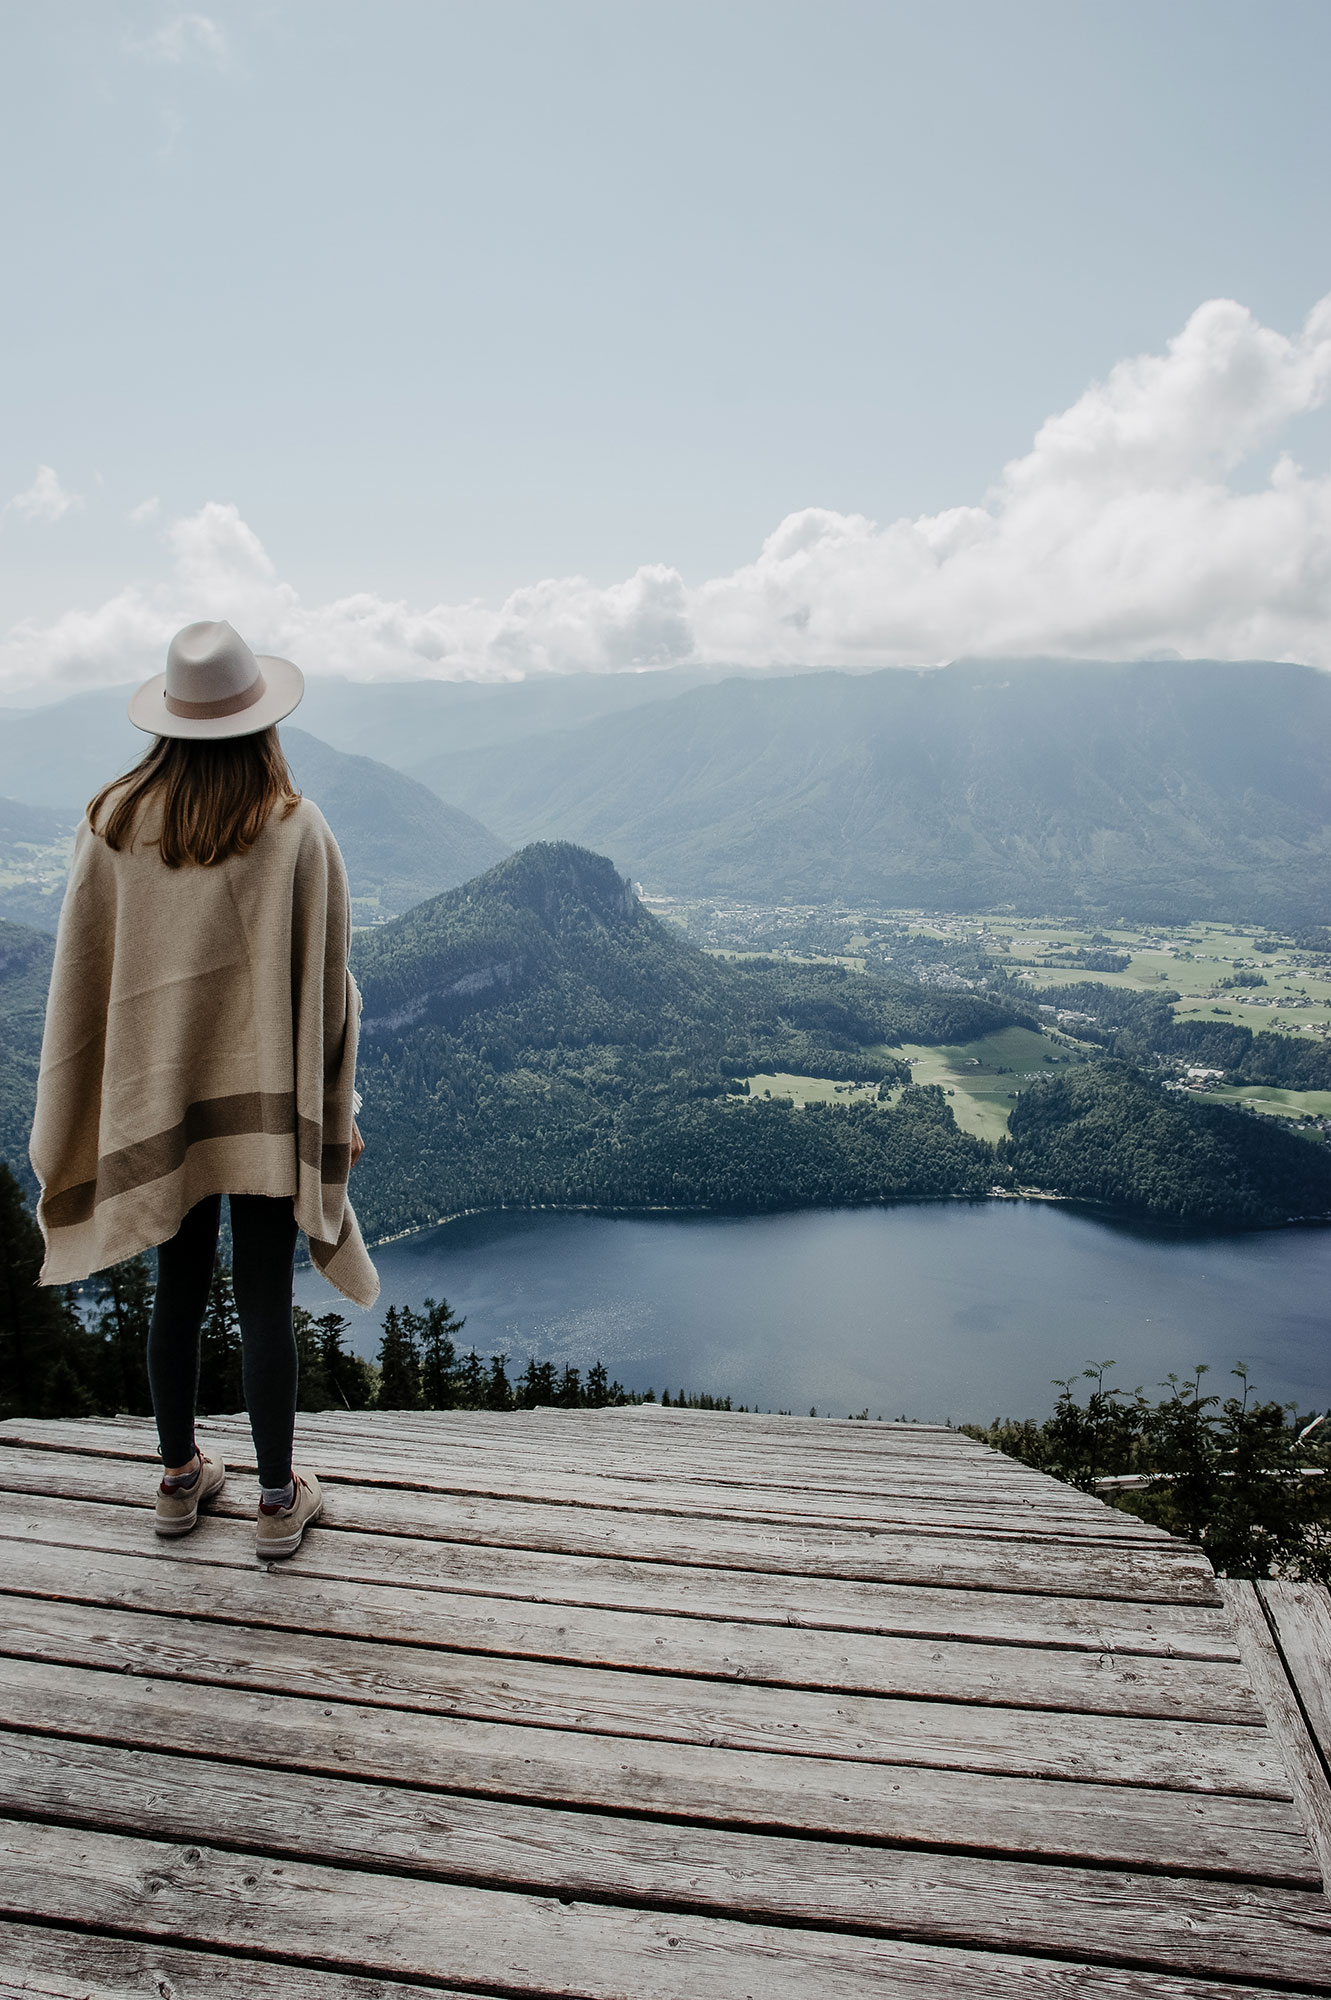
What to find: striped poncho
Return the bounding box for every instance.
[30,791,379,1309]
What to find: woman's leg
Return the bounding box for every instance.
[147,1194,222,1470]
[229,1194,300,1492]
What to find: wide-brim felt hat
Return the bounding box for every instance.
[129,619,305,740]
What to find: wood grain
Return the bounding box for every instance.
[1,1655,1310,1880]
[0,1442,1222,1601]
[0,1924,488,2000]
[3,1732,1329,1983]
[1259,1582,1331,1768]
[1224,1580,1331,1893]
[0,1818,1317,2000]
[0,1528,1260,1722]
[0,1486,1240,1657]
[0,1418,1164,1542]
[0,1594,1289,1794]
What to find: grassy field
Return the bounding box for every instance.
[744,1072,880,1107]
[679,902,1331,1140]
[745,1028,1083,1143]
[988,916,1331,1041]
[890,1026,1082,1143]
[1192,1082,1331,1130]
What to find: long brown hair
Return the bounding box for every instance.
[89,727,301,868]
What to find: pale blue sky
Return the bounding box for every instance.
[4,1,1331,682]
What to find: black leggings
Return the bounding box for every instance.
[148,1194,299,1489]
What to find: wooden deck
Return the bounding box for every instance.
[0,1406,1329,1998]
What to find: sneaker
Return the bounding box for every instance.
[154,1448,226,1537]
[255,1469,323,1559]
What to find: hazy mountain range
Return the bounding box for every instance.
[418,659,1331,924]
[0,723,508,929]
[5,657,1331,923]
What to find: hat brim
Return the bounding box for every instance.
[128,656,305,740]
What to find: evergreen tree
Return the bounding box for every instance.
[293,1305,333,1410]
[294,1307,377,1412]
[486,1351,513,1410]
[196,1260,243,1414]
[584,1361,609,1408]
[0,1161,102,1419]
[457,1347,486,1407]
[318,1310,376,1411]
[419,1295,465,1410]
[516,1357,556,1408]
[90,1254,154,1415]
[376,1305,422,1409]
[556,1364,583,1408]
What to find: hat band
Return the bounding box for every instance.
[164,672,268,721]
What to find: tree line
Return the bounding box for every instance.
[0,1162,652,1422]
[965,1360,1331,1583]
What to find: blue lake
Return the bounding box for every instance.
[295,1201,1331,1424]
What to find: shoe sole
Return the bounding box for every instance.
[256,1491,323,1560]
[154,1471,226,1537]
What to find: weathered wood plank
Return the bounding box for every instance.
[0,1819,1318,2000]
[227,1438,1137,1523]
[0,1526,1259,1722]
[0,1444,1222,1601]
[1224,1580,1331,1892]
[0,1430,1150,1548]
[5,1733,1329,1984]
[203,1409,1147,1508]
[1259,1582,1331,1768]
[0,1415,994,1475]
[0,1420,1160,1543]
[0,1595,1289,1794]
[3,1656,1310,1881]
[0,1487,1240,1658]
[0,1924,485,2000]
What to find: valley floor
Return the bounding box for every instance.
[1,1408,1329,1996]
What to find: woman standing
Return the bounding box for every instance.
[30,621,378,1557]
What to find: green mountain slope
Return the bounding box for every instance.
[348,842,1020,1238]
[420,659,1331,923]
[280,728,508,919]
[0,920,55,1197]
[1002,1061,1331,1227]
[2,845,1322,1235]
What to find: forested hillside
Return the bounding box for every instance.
[1002,1061,1331,1227]
[349,842,1019,1237]
[422,659,1331,923]
[0,920,54,1199]
[3,841,1323,1238]
[1029,979,1331,1088]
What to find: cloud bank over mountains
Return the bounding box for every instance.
[5,292,1331,696]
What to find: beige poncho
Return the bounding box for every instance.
[30,792,379,1309]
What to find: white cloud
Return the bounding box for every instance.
[129,496,160,525]
[6,291,1331,697]
[5,465,83,525]
[126,13,228,67]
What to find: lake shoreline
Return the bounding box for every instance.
[351,1186,1331,1259]
[296,1199,1331,1418]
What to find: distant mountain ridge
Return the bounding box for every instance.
[417,659,1331,923]
[279,728,508,919]
[0,725,509,929]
